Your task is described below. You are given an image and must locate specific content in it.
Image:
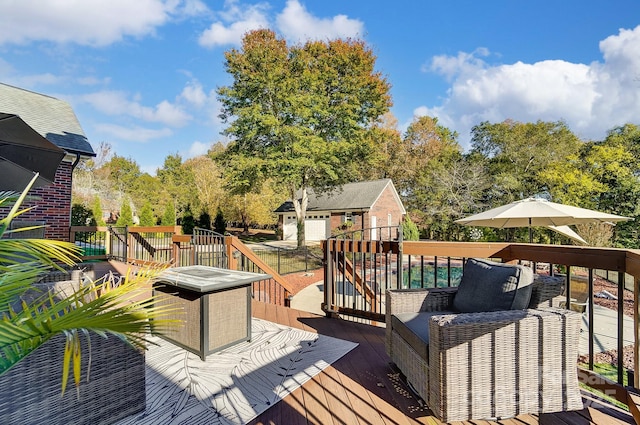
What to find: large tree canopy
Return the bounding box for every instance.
[470,119,582,207]
[217,29,391,246]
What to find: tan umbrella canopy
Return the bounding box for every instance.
[0,113,65,191]
[456,197,632,243]
[546,225,587,245]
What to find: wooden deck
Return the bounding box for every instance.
[250,300,635,425]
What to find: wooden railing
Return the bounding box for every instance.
[69,226,293,307]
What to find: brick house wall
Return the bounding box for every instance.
[0,161,73,242]
[368,184,404,240]
[329,211,363,235]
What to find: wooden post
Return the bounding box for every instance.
[635,275,639,389]
[225,236,238,270]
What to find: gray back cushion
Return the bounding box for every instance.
[452,258,534,313]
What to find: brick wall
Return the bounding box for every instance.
[0,161,73,242]
[368,184,405,240]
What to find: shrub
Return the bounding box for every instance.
[214,208,226,234]
[402,215,420,241]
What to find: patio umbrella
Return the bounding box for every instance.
[455,197,632,243]
[0,113,65,191]
[546,225,587,245]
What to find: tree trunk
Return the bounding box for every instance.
[292,185,309,247]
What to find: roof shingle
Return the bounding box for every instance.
[0,83,95,157]
[274,179,405,213]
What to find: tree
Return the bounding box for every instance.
[72,141,113,204]
[213,208,226,234]
[185,155,225,217]
[218,29,391,246]
[71,203,95,226]
[181,205,196,235]
[198,211,212,230]
[161,203,176,226]
[470,119,581,206]
[221,179,283,235]
[139,201,155,226]
[401,215,420,241]
[580,132,640,248]
[359,112,409,185]
[104,155,142,194]
[157,154,196,218]
[400,116,485,240]
[92,196,105,226]
[116,199,134,226]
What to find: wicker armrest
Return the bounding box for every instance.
[386,287,457,316]
[427,307,582,421]
[385,287,458,357]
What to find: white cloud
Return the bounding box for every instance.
[186,141,210,157]
[95,123,173,142]
[426,48,490,81]
[179,80,208,107]
[0,58,66,88]
[416,25,640,147]
[82,90,191,127]
[77,76,111,86]
[199,0,364,48]
[276,0,364,42]
[198,1,269,48]
[0,0,207,47]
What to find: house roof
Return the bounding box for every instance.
[274,179,406,214]
[0,83,95,157]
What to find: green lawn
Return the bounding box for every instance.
[579,363,629,411]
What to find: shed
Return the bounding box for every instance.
[274,179,406,241]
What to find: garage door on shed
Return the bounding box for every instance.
[305,214,330,241]
[284,214,330,241]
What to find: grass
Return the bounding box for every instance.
[579,362,629,411]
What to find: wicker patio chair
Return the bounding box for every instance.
[0,331,146,425]
[0,275,147,425]
[386,260,582,422]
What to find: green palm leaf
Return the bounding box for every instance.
[0,174,182,395]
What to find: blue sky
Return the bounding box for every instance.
[1,0,640,174]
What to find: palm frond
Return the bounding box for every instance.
[0,174,182,395]
[0,266,182,394]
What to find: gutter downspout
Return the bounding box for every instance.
[68,153,81,241]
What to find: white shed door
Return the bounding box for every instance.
[305,219,327,241]
[283,215,297,241]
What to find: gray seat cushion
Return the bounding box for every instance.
[392,311,455,362]
[452,258,534,313]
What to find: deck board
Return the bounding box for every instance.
[249,301,635,425]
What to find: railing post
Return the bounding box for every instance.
[397,227,403,289]
[323,239,333,317]
[618,271,625,384]
[124,225,129,262]
[172,237,179,266]
[225,236,238,270]
[105,227,111,258]
[635,275,639,389]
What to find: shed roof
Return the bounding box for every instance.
[274,179,405,214]
[0,83,95,157]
